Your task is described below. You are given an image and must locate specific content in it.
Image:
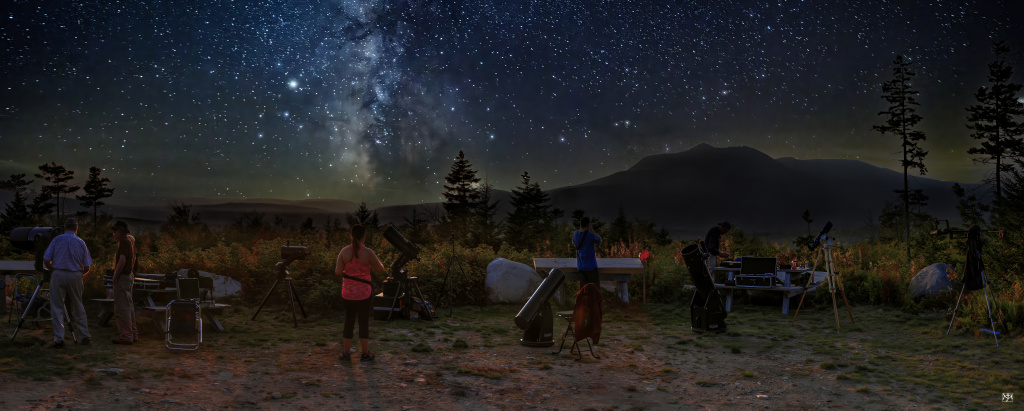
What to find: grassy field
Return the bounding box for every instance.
[2,296,1022,409]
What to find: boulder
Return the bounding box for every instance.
[485,258,544,304]
[909,263,956,299]
[176,269,243,298]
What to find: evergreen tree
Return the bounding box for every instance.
[951,183,988,229]
[0,174,34,231]
[606,208,632,245]
[76,166,114,230]
[442,151,481,224]
[401,207,431,245]
[874,54,928,263]
[966,41,1024,201]
[472,178,502,249]
[346,201,380,228]
[504,171,554,250]
[35,162,79,222]
[299,217,316,234]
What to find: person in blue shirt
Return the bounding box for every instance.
[573,217,602,287]
[43,218,94,348]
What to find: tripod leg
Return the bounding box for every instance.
[251,279,283,321]
[946,284,966,336]
[287,280,298,328]
[980,272,999,348]
[387,281,404,323]
[791,250,822,324]
[410,279,432,320]
[290,280,308,318]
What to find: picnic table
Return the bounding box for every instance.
[532,258,644,302]
[711,267,824,314]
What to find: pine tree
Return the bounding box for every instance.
[874,54,928,263]
[35,162,79,222]
[966,41,1024,201]
[472,178,502,249]
[76,166,115,230]
[0,174,34,231]
[441,151,481,244]
[347,201,380,228]
[505,171,554,250]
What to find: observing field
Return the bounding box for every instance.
[1,297,1021,410]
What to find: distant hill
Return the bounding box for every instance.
[545,144,975,239]
[0,144,978,241]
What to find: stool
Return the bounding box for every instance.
[552,310,599,360]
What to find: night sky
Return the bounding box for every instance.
[2,1,1022,207]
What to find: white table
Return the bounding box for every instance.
[533,258,644,302]
[711,267,823,314]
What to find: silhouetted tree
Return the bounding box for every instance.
[76,166,114,230]
[0,174,34,231]
[874,54,928,263]
[951,183,988,228]
[966,41,1024,201]
[504,171,554,251]
[300,217,316,234]
[346,201,380,229]
[801,209,814,236]
[472,178,502,249]
[401,207,431,245]
[441,151,481,229]
[35,162,79,222]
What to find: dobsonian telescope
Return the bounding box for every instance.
[680,243,728,333]
[513,269,565,346]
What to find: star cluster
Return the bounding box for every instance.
[1,0,1022,205]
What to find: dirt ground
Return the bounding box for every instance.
[0,300,1015,410]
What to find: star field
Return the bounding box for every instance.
[2,1,1022,206]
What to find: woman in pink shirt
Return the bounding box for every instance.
[335,224,385,361]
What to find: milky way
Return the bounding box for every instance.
[2,1,1022,205]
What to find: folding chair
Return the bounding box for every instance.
[165,277,202,350]
[552,284,601,360]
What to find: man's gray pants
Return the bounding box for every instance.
[49,269,92,342]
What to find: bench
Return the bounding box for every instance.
[93,298,230,334]
[532,258,644,302]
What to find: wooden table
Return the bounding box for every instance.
[532,258,644,302]
[711,267,823,314]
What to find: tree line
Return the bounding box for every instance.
[0,163,114,233]
[873,41,1024,263]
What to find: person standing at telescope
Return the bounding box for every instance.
[573,217,602,288]
[704,221,732,272]
[335,224,385,361]
[42,218,93,348]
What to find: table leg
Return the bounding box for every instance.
[616,282,629,303]
[204,312,225,332]
[99,311,113,327]
[724,289,734,312]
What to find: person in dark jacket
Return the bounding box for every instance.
[704,221,732,272]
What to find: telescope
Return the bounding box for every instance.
[930,220,1005,240]
[806,221,833,251]
[513,269,565,346]
[383,225,420,280]
[9,227,62,277]
[280,246,309,261]
[680,243,727,333]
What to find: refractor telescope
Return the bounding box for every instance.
[806,221,833,251]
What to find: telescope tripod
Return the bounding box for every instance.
[385,275,431,322]
[251,261,307,327]
[437,235,480,317]
[792,240,855,332]
[945,228,1001,347]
